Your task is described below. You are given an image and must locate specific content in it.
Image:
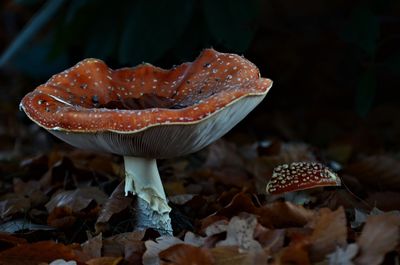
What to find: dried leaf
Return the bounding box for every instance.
[274,242,311,265]
[81,233,103,259]
[259,201,315,228]
[143,237,184,265]
[0,241,79,265]
[102,231,145,264]
[46,187,108,213]
[345,155,400,190]
[0,232,27,251]
[159,244,214,265]
[355,213,400,265]
[216,214,262,252]
[327,244,359,265]
[86,256,123,265]
[210,246,269,265]
[308,207,347,262]
[49,260,77,265]
[96,181,133,233]
[0,194,31,220]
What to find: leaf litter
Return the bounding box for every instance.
[0,134,399,265]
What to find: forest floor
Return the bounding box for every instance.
[0,106,400,265]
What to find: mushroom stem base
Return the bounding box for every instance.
[124,156,172,235]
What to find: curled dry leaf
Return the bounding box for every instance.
[216,214,262,252]
[0,194,31,220]
[307,207,347,262]
[355,213,400,265]
[0,241,80,265]
[327,243,359,265]
[95,181,133,233]
[259,201,315,228]
[159,244,214,265]
[46,187,108,213]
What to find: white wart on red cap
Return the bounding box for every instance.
[266,162,341,194]
[20,49,272,159]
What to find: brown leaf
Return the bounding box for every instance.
[81,233,103,259]
[210,246,269,265]
[345,155,400,191]
[102,231,145,264]
[0,194,31,220]
[95,181,133,233]
[159,244,214,265]
[274,241,311,265]
[86,256,123,265]
[254,225,285,251]
[327,243,359,265]
[46,187,108,213]
[0,241,80,265]
[258,201,315,228]
[355,213,400,265]
[0,232,27,251]
[308,207,347,262]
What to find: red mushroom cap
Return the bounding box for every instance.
[266,162,341,194]
[20,49,272,158]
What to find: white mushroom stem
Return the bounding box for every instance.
[123,156,172,234]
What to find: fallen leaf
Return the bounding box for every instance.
[308,207,347,262]
[210,246,269,265]
[46,187,108,213]
[274,241,311,265]
[345,155,400,190]
[95,181,133,233]
[49,259,77,265]
[259,201,315,228]
[0,232,27,251]
[327,243,359,265]
[254,225,285,251]
[81,233,102,259]
[159,244,214,265]
[216,214,262,252]
[0,194,30,220]
[86,256,123,265]
[0,241,80,265]
[102,231,145,264]
[355,213,400,265]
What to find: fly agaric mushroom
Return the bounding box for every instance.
[266,162,341,194]
[20,49,272,234]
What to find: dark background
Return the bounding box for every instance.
[1,0,400,158]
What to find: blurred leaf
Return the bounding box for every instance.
[118,0,194,65]
[340,3,379,56]
[11,33,68,77]
[203,0,260,52]
[0,241,80,265]
[355,213,400,265]
[383,52,400,75]
[355,68,376,117]
[13,0,41,6]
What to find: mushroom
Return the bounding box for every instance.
[266,162,341,194]
[20,49,272,234]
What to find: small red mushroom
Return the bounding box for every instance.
[20,49,273,234]
[266,162,341,195]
